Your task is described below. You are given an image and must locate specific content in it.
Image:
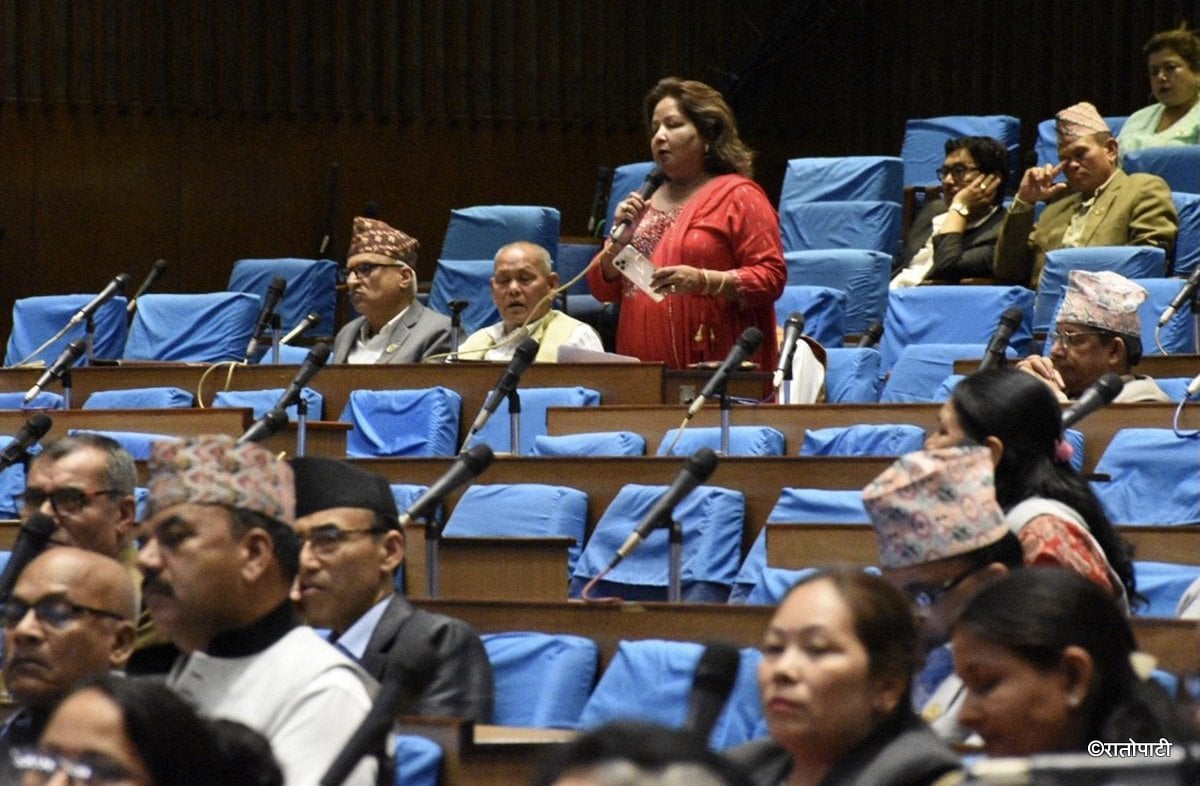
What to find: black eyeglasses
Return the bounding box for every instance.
[903,565,981,610]
[935,165,980,181]
[11,746,139,785]
[0,593,128,630]
[1053,329,1109,348]
[337,262,408,282]
[18,487,121,514]
[295,524,386,557]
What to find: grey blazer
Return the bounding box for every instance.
[332,300,455,364]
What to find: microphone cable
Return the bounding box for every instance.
[6,322,74,369]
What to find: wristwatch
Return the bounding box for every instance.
[949,202,970,218]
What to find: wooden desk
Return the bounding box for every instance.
[405,532,574,602]
[545,403,1199,474]
[956,355,1200,379]
[0,408,250,442]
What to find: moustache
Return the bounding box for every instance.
[141,574,174,598]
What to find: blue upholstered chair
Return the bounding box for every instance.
[483,632,599,728]
[774,285,847,348]
[824,348,883,403]
[212,387,325,421]
[1171,192,1200,277]
[471,386,600,456]
[656,426,786,457]
[82,387,194,410]
[1033,247,1168,334]
[783,250,892,335]
[779,201,901,256]
[125,293,262,362]
[228,258,338,340]
[800,424,926,457]
[66,430,179,462]
[880,343,990,403]
[1124,147,1200,194]
[0,392,65,410]
[779,156,903,204]
[340,388,462,458]
[531,432,646,457]
[5,294,129,367]
[1091,429,1200,526]
[901,115,1020,188]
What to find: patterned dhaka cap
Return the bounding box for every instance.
[348,216,418,263]
[145,434,296,523]
[1057,269,1146,337]
[862,446,1008,569]
[1055,101,1111,141]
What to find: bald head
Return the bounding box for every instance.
[23,548,139,620]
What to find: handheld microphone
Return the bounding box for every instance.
[69,274,131,327]
[612,448,719,565]
[0,414,53,470]
[685,328,763,419]
[465,337,540,439]
[856,321,884,349]
[977,306,1025,372]
[1158,267,1200,328]
[609,167,668,243]
[245,277,288,361]
[24,340,87,403]
[684,642,742,743]
[280,312,323,345]
[399,444,495,527]
[0,514,58,603]
[1061,372,1124,431]
[126,260,168,314]
[772,312,806,390]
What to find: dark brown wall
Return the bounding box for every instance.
[0,0,1194,343]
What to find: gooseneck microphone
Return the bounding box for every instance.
[126,260,168,314]
[0,414,53,471]
[684,642,742,742]
[609,167,668,243]
[245,277,288,361]
[1061,373,1124,431]
[772,312,806,390]
[280,312,323,345]
[1159,267,1200,328]
[236,343,332,444]
[856,321,884,349]
[685,328,763,420]
[611,447,719,567]
[69,274,131,327]
[24,340,87,403]
[463,337,540,443]
[977,306,1025,373]
[0,514,57,603]
[399,444,495,528]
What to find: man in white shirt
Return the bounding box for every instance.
[458,241,603,362]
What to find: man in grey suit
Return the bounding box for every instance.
[332,216,455,363]
[288,456,494,722]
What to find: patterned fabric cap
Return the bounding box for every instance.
[348,216,418,262]
[862,446,1008,568]
[1055,102,1111,141]
[146,434,296,523]
[1057,270,1146,337]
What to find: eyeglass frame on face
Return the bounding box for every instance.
[338,261,411,282]
[935,164,981,182]
[903,563,982,610]
[1,592,128,631]
[295,523,388,557]
[18,487,122,515]
[11,745,139,785]
[1052,329,1112,349]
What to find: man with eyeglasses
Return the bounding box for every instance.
[994,101,1177,288]
[288,455,493,722]
[1016,269,1171,402]
[331,215,455,364]
[892,136,1009,288]
[136,435,377,786]
[0,547,137,782]
[862,446,1025,744]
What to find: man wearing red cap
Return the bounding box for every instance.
[994,101,1178,288]
[332,216,455,364]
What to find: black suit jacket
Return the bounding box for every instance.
[359,594,494,723]
[893,200,1006,282]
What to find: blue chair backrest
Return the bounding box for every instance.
[1156,377,1194,402]
[824,348,883,403]
[532,431,646,457]
[0,437,29,517]
[390,484,431,520]
[212,387,324,421]
[556,241,602,296]
[1133,561,1200,617]
[576,640,765,749]
[1132,278,1196,354]
[745,566,822,605]
[82,387,194,410]
[228,258,338,339]
[1035,116,1127,177]
[1172,192,1200,277]
[880,285,1034,372]
[66,430,179,462]
[395,735,442,786]
[1092,428,1200,525]
[1124,147,1200,194]
[425,258,498,334]
[124,293,262,362]
[780,156,903,204]
[881,343,990,403]
[472,387,600,456]
[445,483,589,574]
[483,632,599,728]
[255,344,313,365]
[775,285,847,348]
[656,426,786,457]
[571,484,745,602]
[779,200,901,255]
[800,424,927,456]
[5,294,129,367]
[439,205,561,261]
[340,388,462,457]
[1034,247,1168,334]
[901,115,1020,187]
[783,249,891,335]
[0,392,64,410]
[603,162,657,236]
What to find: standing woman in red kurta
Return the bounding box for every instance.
[587,77,786,371]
